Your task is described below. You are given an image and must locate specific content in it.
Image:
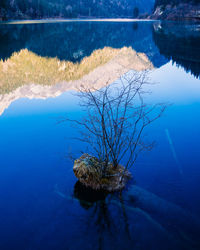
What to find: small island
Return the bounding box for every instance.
[73,154,131,191]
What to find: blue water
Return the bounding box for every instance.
[0,21,200,250]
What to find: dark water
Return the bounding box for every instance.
[0,20,200,250]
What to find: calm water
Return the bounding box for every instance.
[0,20,200,250]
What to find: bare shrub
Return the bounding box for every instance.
[65,71,167,179]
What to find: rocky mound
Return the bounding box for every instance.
[73,154,131,191]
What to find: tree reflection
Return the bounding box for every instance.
[73,181,134,249]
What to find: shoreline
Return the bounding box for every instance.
[0,18,157,25]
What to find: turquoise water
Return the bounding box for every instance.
[0,21,200,250]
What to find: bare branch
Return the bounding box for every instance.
[62,71,167,177]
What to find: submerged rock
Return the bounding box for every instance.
[122,185,200,249]
[73,154,131,192]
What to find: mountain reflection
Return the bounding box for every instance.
[1,21,199,80]
[0,46,153,115]
[0,21,200,116]
[153,22,200,79]
[0,21,166,67]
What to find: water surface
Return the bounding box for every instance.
[0,20,200,250]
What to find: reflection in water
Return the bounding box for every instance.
[74,181,108,209]
[72,182,200,250]
[0,47,153,115]
[72,182,135,249]
[1,21,199,117]
[0,21,166,67]
[0,21,199,80]
[153,22,200,79]
[0,47,120,94]
[0,20,200,250]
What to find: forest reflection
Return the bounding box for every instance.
[0,21,199,78]
[0,21,166,66]
[0,21,199,117]
[153,22,200,78]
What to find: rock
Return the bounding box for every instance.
[73,154,131,191]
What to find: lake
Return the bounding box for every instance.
[0,20,200,250]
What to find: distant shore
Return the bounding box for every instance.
[151,3,200,22]
[0,18,156,25]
